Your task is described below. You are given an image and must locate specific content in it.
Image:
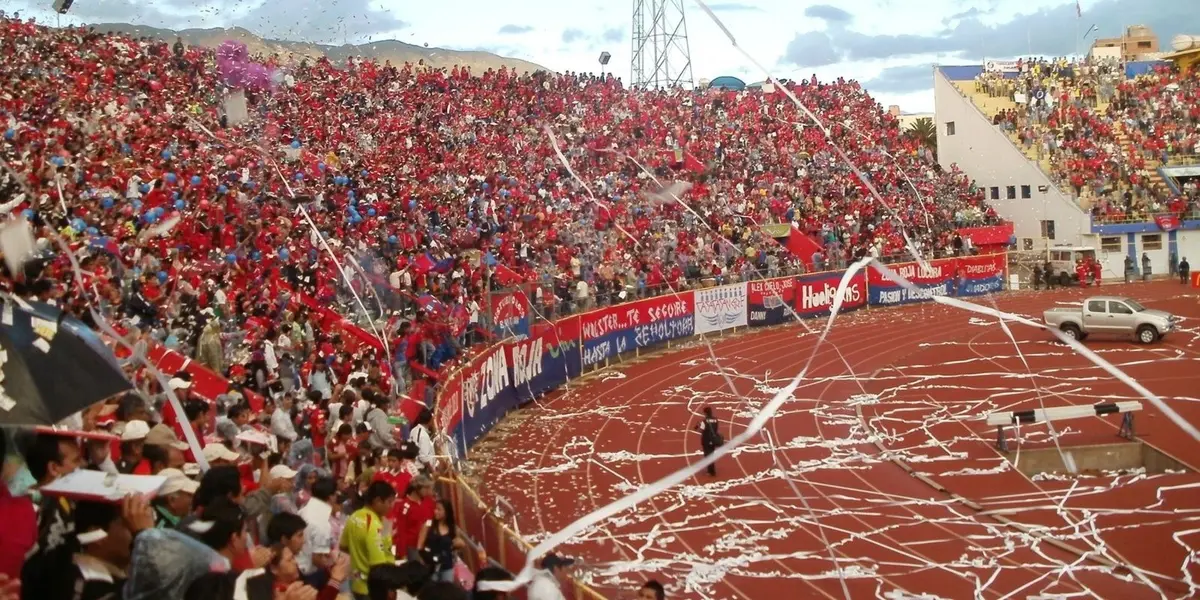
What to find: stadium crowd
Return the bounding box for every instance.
[983,57,1200,222]
[0,13,1002,600]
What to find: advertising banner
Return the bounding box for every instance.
[579,293,695,368]
[984,60,1020,73]
[508,316,582,403]
[867,259,955,306]
[490,291,531,339]
[794,270,868,318]
[747,277,796,325]
[440,343,517,450]
[955,254,1007,296]
[694,282,748,334]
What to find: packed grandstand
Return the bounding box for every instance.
[0,10,1199,600]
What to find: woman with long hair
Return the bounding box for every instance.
[417,498,463,583]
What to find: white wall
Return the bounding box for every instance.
[1179,230,1200,266]
[1137,232,1170,276]
[934,71,1091,251]
[1088,234,1128,280]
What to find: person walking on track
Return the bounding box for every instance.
[696,407,723,476]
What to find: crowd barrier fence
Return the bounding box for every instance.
[432,253,1010,598]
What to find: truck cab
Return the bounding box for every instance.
[1043,296,1178,343]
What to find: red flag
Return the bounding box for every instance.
[1154,214,1180,232]
[493,264,522,287]
[413,253,435,274]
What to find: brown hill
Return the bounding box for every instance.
[91,23,551,75]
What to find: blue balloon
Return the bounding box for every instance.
[3,129,13,140]
[278,248,290,261]
[318,163,326,171]
[483,183,490,190]
[226,253,237,263]
[51,156,65,167]
[350,216,362,224]
[101,198,114,209]
[165,173,177,184]
[388,235,398,244]
[360,170,368,178]
[139,184,150,194]
[121,144,132,155]
[295,172,304,181]
[218,185,228,194]
[157,271,168,283]
[145,212,159,224]
[190,176,201,186]
[154,206,165,215]
[251,251,261,261]
[408,200,416,209]
[175,199,185,210]
[161,150,172,160]
[86,227,98,236]
[71,219,86,232]
[132,199,143,210]
[291,140,301,149]
[367,208,376,217]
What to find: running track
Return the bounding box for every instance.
[476,281,1200,599]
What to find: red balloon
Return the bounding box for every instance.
[199,200,210,209]
[182,149,192,159]
[224,154,238,167]
[149,80,163,92]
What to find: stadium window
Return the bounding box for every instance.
[990,187,999,200]
[1142,234,1162,251]
[1100,236,1122,252]
[1006,185,1016,199]
[1020,185,1031,199]
[945,121,956,136]
[1040,220,1056,240]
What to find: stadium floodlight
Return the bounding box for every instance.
[52,0,74,14]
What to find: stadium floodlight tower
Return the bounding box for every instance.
[630,0,695,89]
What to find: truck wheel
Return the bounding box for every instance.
[1136,325,1159,344]
[1061,323,1082,341]
[1059,272,1071,287]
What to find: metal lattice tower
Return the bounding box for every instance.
[630,0,694,89]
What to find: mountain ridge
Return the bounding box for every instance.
[90,22,551,75]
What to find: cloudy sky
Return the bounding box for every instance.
[6,0,1195,112]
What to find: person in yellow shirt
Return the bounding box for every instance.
[339,481,397,599]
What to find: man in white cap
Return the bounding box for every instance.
[201,443,241,466]
[245,464,299,541]
[142,423,189,475]
[151,468,199,528]
[116,420,150,474]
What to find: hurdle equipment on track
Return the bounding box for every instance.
[988,401,1142,452]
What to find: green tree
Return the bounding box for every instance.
[905,117,937,157]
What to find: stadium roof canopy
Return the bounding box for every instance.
[708,76,746,90]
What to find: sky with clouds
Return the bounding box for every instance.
[5,0,1196,112]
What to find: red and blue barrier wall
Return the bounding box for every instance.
[435,253,1008,453]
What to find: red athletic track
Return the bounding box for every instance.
[478,280,1200,600]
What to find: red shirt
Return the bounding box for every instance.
[239,462,261,494]
[391,495,433,554]
[0,487,36,579]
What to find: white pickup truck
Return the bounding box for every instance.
[1043,296,1178,344]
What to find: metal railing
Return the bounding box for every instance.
[437,476,607,600]
[1092,208,1200,225]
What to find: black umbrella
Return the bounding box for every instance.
[0,296,134,425]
